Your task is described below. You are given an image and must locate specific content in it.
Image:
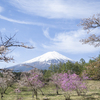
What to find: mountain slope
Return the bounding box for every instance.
[23,51,73,64]
[8,51,74,72]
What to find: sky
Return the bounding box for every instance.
[0,0,100,68]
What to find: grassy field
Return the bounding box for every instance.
[1,80,100,100]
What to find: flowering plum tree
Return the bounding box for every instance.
[51,72,88,100]
[61,73,88,95]
[50,73,62,95]
[19,68,44,99]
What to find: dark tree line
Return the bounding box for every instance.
[42,58,86,80]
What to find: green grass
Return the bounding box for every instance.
[1,80,100,100]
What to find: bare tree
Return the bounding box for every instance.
[0,69,16,100]
[0,34,34,62]
[80,14,100,80]
[79,14,100,47]
[0,33,34,99]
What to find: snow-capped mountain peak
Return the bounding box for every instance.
[23,51,73,63]
[8,51,74,71]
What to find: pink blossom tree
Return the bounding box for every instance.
[61,73,88,96]
[50,73,62,95]
[19,68,44,99]
[51,72,88,100]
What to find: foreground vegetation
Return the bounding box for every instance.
[1,80,100,100]
[0,54,100,100]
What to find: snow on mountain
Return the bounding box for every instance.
[23,51,73,64]
[8,51,74,72]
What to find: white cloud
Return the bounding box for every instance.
[43,28,52,39]
[42,29,100,54]
[9,0,100,19]
[0,15,53,27]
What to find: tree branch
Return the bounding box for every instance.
[0,34,34,62]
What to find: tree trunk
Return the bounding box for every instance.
[34,89,37,99]
[76,90,81,96]
[32,89,38,99]
[32,90,34,100]
[3,86,8,94]
[1,93,3,100]
[64,94,71,100]
[56,90,59,95]
[38,88,44,95]
[56,85,59,95]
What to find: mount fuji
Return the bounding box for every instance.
[8,51,74,72]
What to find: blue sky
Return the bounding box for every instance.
[0,0,100,68]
